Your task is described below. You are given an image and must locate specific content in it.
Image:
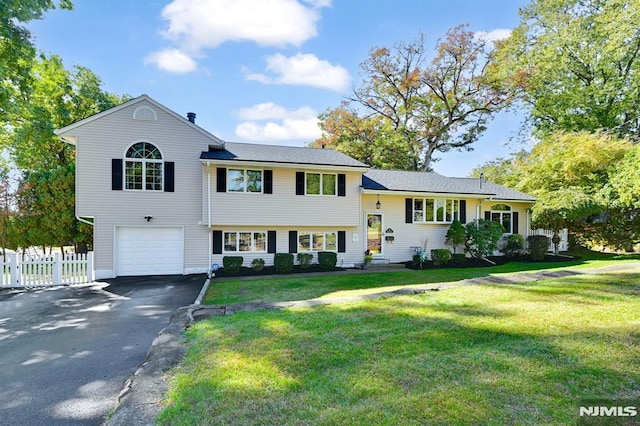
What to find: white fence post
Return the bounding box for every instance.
[53,253,62,285]
[10,254,19,287]
[87,252,95,282]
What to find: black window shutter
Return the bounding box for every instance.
[484,211,491,221]
[164,162,175,192]
[112,159,123,191]
[337,174,346,196]
[267,230,276,253]
[295,172,304,195]
[459,200,466,223]
[405,198,413,223]
[264,170,273,194]
[338,231,346,253]
[512,212,519,234]
[216,167,226,192]
[212,231,223,254]
[289,231,298,253]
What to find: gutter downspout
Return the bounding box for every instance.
[207,162,212,277]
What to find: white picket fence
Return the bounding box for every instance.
[0,252,94,289]
[529,229,569,252]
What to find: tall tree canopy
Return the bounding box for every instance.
[0,1,73,122]
[314,25,519,171]
[496,0,640,139]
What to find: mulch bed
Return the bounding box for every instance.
[214,264,345,278]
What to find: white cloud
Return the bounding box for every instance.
[144,48,197,73]
[474,29,512,43]
[235,103,321,142]
[159,0,329,52]
[246,53,350,92]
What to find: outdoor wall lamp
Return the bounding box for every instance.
[376,195,381,209]
[144,215,153,222]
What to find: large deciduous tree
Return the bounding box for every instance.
[495,0,640,139]
[315,25,518,171]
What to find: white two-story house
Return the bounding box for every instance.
[56,95,536,279]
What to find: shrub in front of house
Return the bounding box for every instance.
[274,253,294,274]
[445,219,466,254]
[464,219,505,259]
[297,253,313,269]
[318,251,337,271]
[452,253,466,264]
[527,235,550,261]
[222,256,243,275]
[251,258,265,272]
[431,249,452,266]
[503,234,525,257]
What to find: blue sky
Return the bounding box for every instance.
[29,0,530,177]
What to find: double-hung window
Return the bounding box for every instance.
[490,204,513,233]
[306,173,336,195]
[125,142,163,191]
[223,231,267,252]
[298,231,337,252]
[413,198,459,223]
[228,169,263,193]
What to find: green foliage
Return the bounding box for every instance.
[222,256,243,275]
[317,251,337,271]
[274,253,294,274]
[452,253,466,264]
[464,219,505,259]
[250,258,265,272]
[430,249,452,266]
[296,253,313,270]
[503,234,524,257]
[527,235,550,261]
[445,219,466,254]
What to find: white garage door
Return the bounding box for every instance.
[117,227,184,276]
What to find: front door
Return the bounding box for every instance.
[366,213,384,256]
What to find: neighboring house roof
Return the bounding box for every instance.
[201,141,369,169]
[55,94,224,146]
[363,169,536,202]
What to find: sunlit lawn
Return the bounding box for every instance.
[159,269,640,425]
[203,251,640,305]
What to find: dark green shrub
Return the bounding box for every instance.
[527,235,550,261]
[318,251,337,271]
[503,234,525,257]
[452,253,466,264]
[274,253,294,274]
[222,256,243,275]
[297,253,313,269]
[251,258,265,272]
[431,249,452,266]
[464,219,505,259]
[445,219,466,253]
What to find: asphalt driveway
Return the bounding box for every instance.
[0,274,205,426]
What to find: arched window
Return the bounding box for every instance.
[490,204,512,233]
[132,106,157,121]
[125,142,163,190]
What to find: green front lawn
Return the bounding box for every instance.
[159,267,640,425]
[204,251,640,305]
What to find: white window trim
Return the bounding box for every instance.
[123,141,164,192]
[298,231,338,252]
[490,204,513,234]
[413,197,460,224]
[227,168,264,194]
[305,172,337,196]
[222,231,268,253]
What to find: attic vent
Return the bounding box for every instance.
[133,106,157,121]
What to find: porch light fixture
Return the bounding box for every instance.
[376,195,381,210]
[144,215,153,222]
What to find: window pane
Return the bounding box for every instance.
[246,170,262,193]
[306,173,320,195]
[125,161,142,190]
[445,199,453,221]
[228,169,244,192]
[239,232,251,251]
[126,142,145,159]
[413,199,424,222]
[453,200,459,220]
[491,212,501,223]
[224,232,237,251]
[502,214,512,233]
[253,232,266,252]
[298,233,311,252]
[425,199,434,221]
[322,174,336,195]
[145,162,163,190]
[436,199,445,222]
[313,232,324,251]
[325,233,337,251]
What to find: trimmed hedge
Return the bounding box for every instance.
[318,251,337,271]
[504,234,525,257]
[527,235,550,261]
[274,253,294,274]
[297,253,313,269]
[251,258,265,272]
[222,256,243,275]
[452,253,466,264]
[431,249,452,266]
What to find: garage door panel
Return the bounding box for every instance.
[117,227,184,276]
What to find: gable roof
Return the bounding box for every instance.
[363,169,536,202]
[55,94,224,146]
[201,142,369,169]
